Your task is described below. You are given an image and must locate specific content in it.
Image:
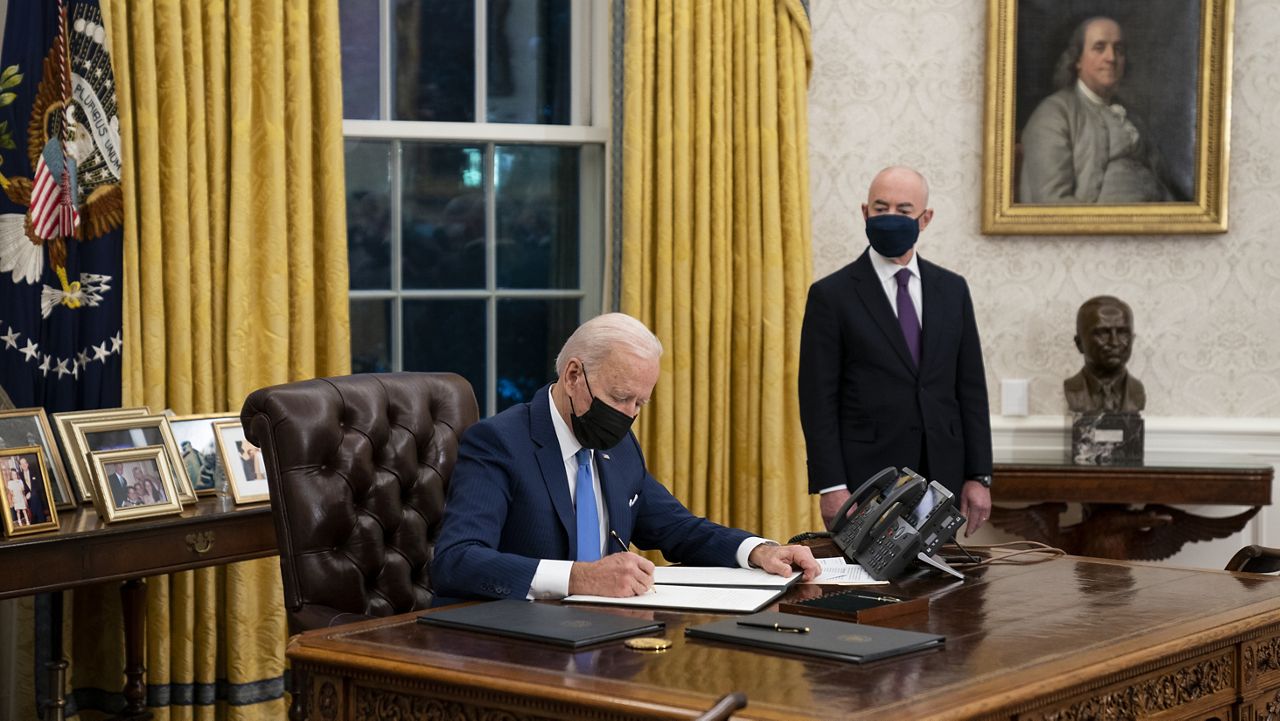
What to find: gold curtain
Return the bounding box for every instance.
[50,2,351,719]
[621,0,818,542]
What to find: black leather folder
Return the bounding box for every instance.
[418,600,666,648]
[685,611,943,663]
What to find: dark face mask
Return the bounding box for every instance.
[568,366,636,450]
[865,212,925,258]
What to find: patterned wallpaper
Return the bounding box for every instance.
[808,0,1280,417]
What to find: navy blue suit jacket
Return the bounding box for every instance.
[798,250,993,495]
[431,386,751,601]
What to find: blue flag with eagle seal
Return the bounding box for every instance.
[0,0,123,413]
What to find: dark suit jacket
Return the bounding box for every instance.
[108,472,128,506]
[431,386,751,601]
[798,250,993,496]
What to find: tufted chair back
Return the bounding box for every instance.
[240,373,478,633]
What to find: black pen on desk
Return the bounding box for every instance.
[737,621,810,634]
[609,529,629,553]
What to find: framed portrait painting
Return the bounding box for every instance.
[168,414,236,496]
[68,414,196,505]
[1,446,61,537]
[981,0,1233,234]
[0,408,76,509]
[87,446,183,523]
[212,420,269,504]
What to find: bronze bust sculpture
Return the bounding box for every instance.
[1064,295,1146,413]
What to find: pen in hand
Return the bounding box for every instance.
[609,529,629,553]
[737,620,810,634]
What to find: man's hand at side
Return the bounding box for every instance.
[748,543,821,582]
[959,481,992,537]
[568,552,656,597]
[819,488,855,530]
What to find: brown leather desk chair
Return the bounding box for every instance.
[241,372,478,634]
[1225,545,1280,574]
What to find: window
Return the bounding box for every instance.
[340,0,609,415]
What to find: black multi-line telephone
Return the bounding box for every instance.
[828,466,967,581]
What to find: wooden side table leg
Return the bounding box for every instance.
[119,579,149,718]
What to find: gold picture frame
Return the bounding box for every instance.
[51,407,150,502]
[0,408,76,509]
[981,0,1233,234]
[87,446,183,523]
[1,446,61,538]
[212,420,270,504]
[168,413,237,496]
[69,414,196,505]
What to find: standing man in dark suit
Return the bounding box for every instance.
[106,463,129,507]
[799,166,993,534]
[432,312,819,601]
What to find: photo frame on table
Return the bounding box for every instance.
[168,413,237,496]
[980,0,1233,234]
[87,446,183,523]
[1,446,61,538]
[0,408,75,509]
[212,420,269,504]
[51,407,150,502]
[69,414,195,505]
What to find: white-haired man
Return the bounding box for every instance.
[432,312,819,602]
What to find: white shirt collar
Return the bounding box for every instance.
[548,385,584,464]
[868,244,921,284]
[1076,79,1112,107]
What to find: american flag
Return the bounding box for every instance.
[29,136,79,240]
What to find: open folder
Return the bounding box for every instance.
[563,567,801,613]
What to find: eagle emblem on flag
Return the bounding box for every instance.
[0,1,121,315]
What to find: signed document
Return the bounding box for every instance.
[651,566,801,589]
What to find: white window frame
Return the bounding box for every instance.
[344,0,611,416]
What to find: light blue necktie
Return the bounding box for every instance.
[575,448,601,562]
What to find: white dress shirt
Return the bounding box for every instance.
[528,387,769,598]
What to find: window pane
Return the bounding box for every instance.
[496,298,578,411]
[350,299,392,373]
[487,0,571,124]
[495,145,578,289]
[402,143,487,290]
[346,139,393,290]
[393,0,475,121]
[339,0,380,119]
[404,299,488,411]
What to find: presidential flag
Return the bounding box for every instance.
[0,0,123,413]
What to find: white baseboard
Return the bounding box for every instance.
[975,415,1280,570]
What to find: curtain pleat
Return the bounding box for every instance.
[51,1,351,718]
[622,0,818,544]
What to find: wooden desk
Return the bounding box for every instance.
[990,462,1273,559]
[287,556,1280,720]
[0,498,278,718]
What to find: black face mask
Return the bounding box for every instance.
[865,211,925,258]
[568,366,636,450]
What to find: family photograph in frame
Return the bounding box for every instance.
[0,408,75,509]
[51,406,150,502]
[87,446,184,523]
[68,414,196,505]
[981,0,1233,234]
[168,414,237,496]
[212,420,269,504]
[1,446,60,537]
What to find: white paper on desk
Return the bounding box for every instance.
[808,557,890,585]
[652,566,800,588]
[564,584,784,613]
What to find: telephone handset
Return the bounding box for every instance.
[839,476,928,557]
[829,466,968,581]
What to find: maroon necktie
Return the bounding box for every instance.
[895,268,921,367]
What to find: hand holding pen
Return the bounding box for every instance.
[567,531,654,597]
